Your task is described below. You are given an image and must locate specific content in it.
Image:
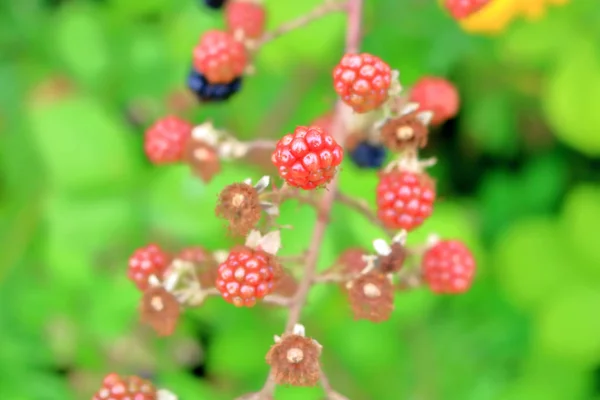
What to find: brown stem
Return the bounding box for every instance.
[334,191,395,238]
[255,0,348,48]
[245,139,278,151]
[242,1,364,398]
[319,367,349,400]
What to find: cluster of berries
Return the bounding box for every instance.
[189,0,267,102]
[117,3,477,396]
[316,53,459,170]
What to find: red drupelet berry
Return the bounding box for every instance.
[193,30,248,84]
[271,125,344,190]
[92,373,156,400]
[128,244,170,291]
[422,240,476,294]
[144,116,193,164]
[333,53,392,113]
[225,0,267,40]
[215,246,279,307]
[444,0,490,20]
[409,76,460,126]
[376,170,436,231]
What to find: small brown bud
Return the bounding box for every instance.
[347,272,394,323]
[380,112,429,152]
[184,139,221,183]
[215,183,261,236]
[266,333,322,386]
[378,242,406,274]
[140,286,181,337]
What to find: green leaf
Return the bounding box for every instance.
[541,38,600,156]
[53,4,110,86]
[107,0,172,20]
[258,0,345,71]
[44,194,139,288]
[27,95,141,193]
[560,184,600,277]
[519,153,568,213]
[205,311,271,384]
[493,217,579,312]
[500,12,576,66]
[460,91,518,156]
[535,285,600,366]
[82,275,139,341]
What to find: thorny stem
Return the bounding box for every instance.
[244,139,278,151]
[334,191,395,238]
[245,1,364,399]
[255,0,348,47]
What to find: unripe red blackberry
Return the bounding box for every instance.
[192,30,248,84]
[271,125,344,190]
[444,0,490,20]
[144,116,192,164]
[225,0,266,40]
[128,244,170,291]
[376,170,436,231]
[409,76,460,126]
[333,53,392,113]
[422,240,475,294]
[215,246,280,307]
[92,373,156,400]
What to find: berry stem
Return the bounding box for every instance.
[244,139,278,151]
[284,0,364,328]
[243,1,363,398]
[254,0,348,47]
[334,191,395,238]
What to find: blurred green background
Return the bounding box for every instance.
[2,0,600,399]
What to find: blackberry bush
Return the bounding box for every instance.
[101,1,480,399]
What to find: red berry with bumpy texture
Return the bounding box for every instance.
[333,53,392,113]
[215,246,278,307]
[422,240,475,294]
[409,76,459,126]
[144,116,192,164]
[376,170,436,231]
[271,125,344,190]
[128,244,170,291]
[225,0,266,40]
[193,30,248,84]
[92,373,156,400]
[444,0,490,20]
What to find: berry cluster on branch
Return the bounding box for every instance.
[93,1,474,399]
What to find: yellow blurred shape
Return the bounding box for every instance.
[459,0,519,35]
[458,0,571,34]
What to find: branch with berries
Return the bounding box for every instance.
[92,1,474,399]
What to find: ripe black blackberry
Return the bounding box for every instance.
[203,0,228,10]
[187,68,242,102]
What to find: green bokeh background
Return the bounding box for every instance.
[1,0,600,399]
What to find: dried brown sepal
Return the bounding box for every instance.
[378,242,406,274]
[185,138,221,183]
[266,333,322,387]
[215,183,262,236]
[380,112,429,152]
[336,248,368,275]
[176,247,219,289]
[347,272,394,323]
[140,286,181,337]
[272,271,298,298]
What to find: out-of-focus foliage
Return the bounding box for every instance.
[1,0,599,399]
